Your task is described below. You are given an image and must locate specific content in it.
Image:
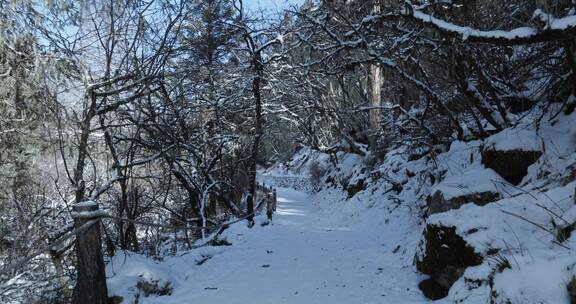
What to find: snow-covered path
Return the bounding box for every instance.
[108,187,428,303]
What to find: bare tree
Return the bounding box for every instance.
[30,1,186,301]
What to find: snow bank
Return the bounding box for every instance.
[106,215,270,303]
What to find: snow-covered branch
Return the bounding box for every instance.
[403,5,576,45]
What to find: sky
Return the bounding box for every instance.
[243,0,305,13]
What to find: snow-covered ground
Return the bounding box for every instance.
[107,186,428,303]
[107,112,576,304]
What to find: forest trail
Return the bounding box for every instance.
[135,187,428,304]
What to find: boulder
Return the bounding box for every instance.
[568,276,576,304]
[416,224,483,300]
[426,190,500,215]
[345,178,366,199]
[503,96,536,114]
[418,278,447,300]
[481,149,542,185]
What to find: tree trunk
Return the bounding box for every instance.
[367,1,383,147]
[368,62,382,132]
[247,51,264,227]
[71,91,108,303]
[71,203,108,304]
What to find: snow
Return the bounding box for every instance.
[430,162,502,200]
[533,9,576,30]
[107,112,576,304]
[106,186,427,303]
[486,112,576,188]
[412,10,537,40]
[492,254,575,304]
[484,127,541,152]
[71,210,108,219]
[411,8,576,42]
[428,181,575,253]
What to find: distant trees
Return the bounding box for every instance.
[0,3,64,300]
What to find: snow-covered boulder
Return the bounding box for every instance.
[426,190,500,215]
[416,224,483,300]
[481,148,542,185]
[425,155,503,215]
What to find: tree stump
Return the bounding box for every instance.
[71,201,108,304]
